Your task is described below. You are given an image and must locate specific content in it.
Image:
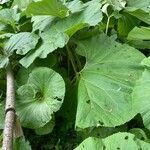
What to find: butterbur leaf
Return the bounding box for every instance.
[125,8,150,25]
[12,0,32,10]
[128,26,150,40]
[127,0,150,12]
[16,67,65,128]
[133,59,150,130]
[13,137,31,150]
[0,8,20,28]
[66,0,84,13]
[26,0,69,18]
[20,29,69,68]
[5,32,39,55]
[35,117,55,135]
[118,13,140,37]
[103,0,126,11]
[31,16,54,32]
[74,132,150,150]
[76,34,144,129]
[51,0,102,36]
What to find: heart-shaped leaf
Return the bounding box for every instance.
[76,34,144,129]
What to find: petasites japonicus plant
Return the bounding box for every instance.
[0,0,150,149]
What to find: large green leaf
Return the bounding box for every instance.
[75,34,144,129]
[26,0,69,18]
[16,67,65,129]
[5,32,39,55]
[75,132,150,150]
[133,58,150,130]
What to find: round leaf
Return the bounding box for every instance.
[16,67,65,129]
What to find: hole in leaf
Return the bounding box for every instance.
[124,136,128,140]
[140,137,145,140]
[54,96,62,101]
[86,100,90,104]
[98,121,104,126]
[97,133,100,136]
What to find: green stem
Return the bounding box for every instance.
[66,45,78,74]
[73,50,82,71]
[105,16,110,35]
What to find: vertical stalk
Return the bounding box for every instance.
[66,45,78,74]
[105,16,110,35]
[2,65,15,150]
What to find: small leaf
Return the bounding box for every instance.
[16,67,65,128]
[103,0,126,11]
[0,8,20,28]
[20,29,69,68]
[5,32,39,55]
[13,137,31,150]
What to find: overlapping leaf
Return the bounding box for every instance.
[16,67,65,128]
[26,0,69,18]
[20,0,102,68]
[133,57,150,130]
[75,34,145,129]
[0,32,39,68]
[75,132,150,150]
[13,137,31,150]
[125,0,150,24]
[127,26,150,49]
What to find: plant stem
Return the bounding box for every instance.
[2,65,15,150]
[66,45,78,74]
[105,16,110,35]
